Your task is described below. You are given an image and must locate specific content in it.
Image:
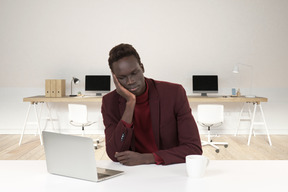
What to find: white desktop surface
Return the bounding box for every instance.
[0,160,287,192]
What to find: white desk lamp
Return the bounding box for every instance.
[69,77,80,97]
[232,64,256,98]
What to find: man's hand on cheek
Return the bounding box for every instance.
[112,73,135,102]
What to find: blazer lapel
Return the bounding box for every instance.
[118,95,136,151]
[147,79,160,148]
[118,96,126,115]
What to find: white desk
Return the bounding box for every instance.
[0,160,287,192]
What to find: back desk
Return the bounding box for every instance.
[23,95,268,104]
[21,95,270,146]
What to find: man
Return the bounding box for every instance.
[101,43,202,166]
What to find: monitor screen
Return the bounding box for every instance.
[85,75,111,95]
[193,75,218,96]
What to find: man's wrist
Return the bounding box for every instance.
[153,153,164,165]
[142,153,156,164]
[126,98,136,107]
[121,99,135,124]
[121,120,133,128]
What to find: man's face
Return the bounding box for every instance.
[112,55,146,96]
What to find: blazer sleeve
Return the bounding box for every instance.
[101,94,134,162]
[154,85,202,165]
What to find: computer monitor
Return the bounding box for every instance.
[192,75,218,96]
[85,75,111,96]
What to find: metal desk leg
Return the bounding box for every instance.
[38,102,55,132]
[19,102,43,145]
[247,103,257,146]
[35,102,44,135]
[259,104,272,146]
[235,103,254,136]
[247,103,272,146]
[46,102,55,131]
[19,103,32,145]
[234,104,245,136]
[34,103,43,145]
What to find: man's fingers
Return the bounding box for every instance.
[112,74,121,87]
[115,151,128,161]
[115,151,143,166]
[112,73,118,83]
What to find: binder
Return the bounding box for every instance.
[45,79,66,97]
[50,79,56,97]
[45,79,51,97]
[56,79,66,97]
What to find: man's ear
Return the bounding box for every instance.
[140,63,145,73]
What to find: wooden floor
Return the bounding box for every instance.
[0,134,287,160]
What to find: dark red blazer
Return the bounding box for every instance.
[101,78,202,165]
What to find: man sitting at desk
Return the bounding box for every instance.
[101,43,202,166]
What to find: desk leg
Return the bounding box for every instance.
[33,103,43,145]
[259,104,272,146]
[46,102,55,131]
[19,102,43,145]
[247,103,257,146]
[247,103,272,146]
[234,104,244,136]
[235,103,254,136]
[19,103,32,145]
[40,102,55,132]
[35,102,44,135]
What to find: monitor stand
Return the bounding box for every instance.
[201,93,208,96]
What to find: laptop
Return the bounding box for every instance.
[42,131,123,182]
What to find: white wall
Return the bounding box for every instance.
[0,0,287,135]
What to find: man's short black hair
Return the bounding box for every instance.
[108,43,142,70]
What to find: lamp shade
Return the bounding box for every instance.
[72,77,80,84]
[70,77,80,97]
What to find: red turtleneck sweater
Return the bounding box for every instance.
[122,82,163,164]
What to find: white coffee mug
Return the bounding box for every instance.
[186,155,209,178]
